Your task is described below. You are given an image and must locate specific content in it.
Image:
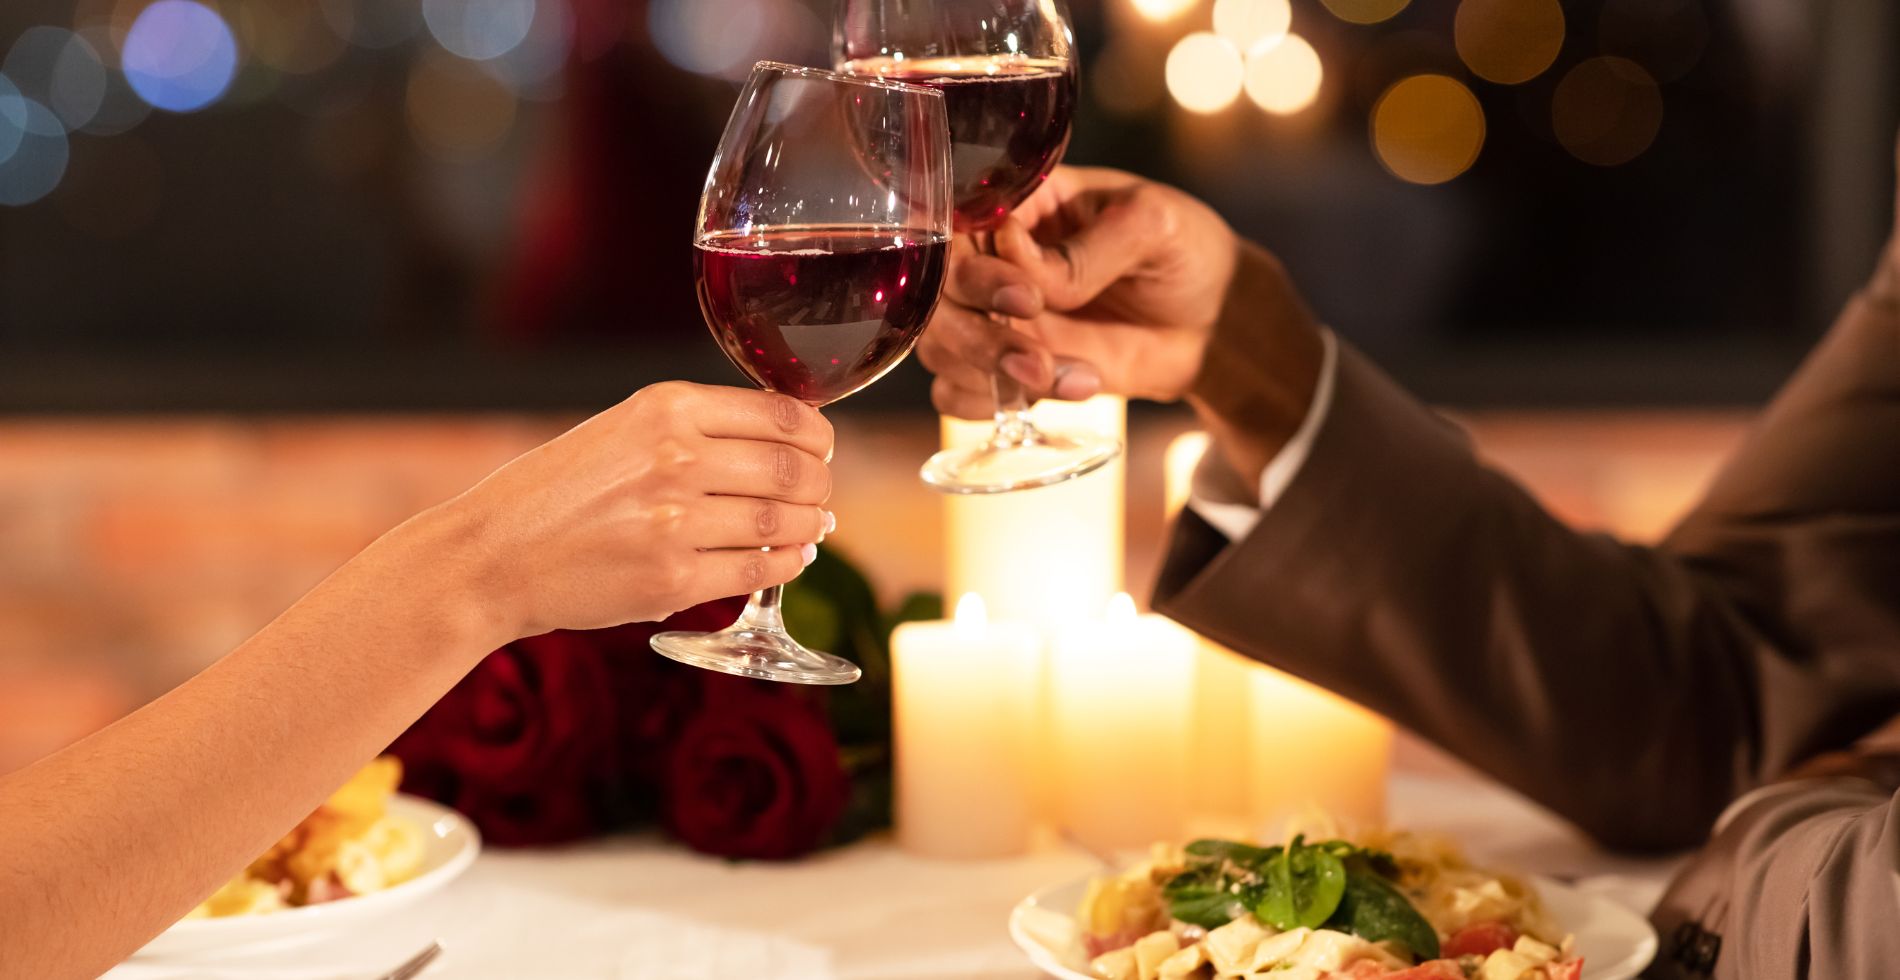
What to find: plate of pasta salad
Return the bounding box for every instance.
[1011,829,1655,980]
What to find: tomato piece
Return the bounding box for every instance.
[1442,920,1520,958]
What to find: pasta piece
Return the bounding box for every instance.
[1202,916,1275,975]
[1156,942,1210,980]
[1092,947,1139,980]
[1134,930,1182,980]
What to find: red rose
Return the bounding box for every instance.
[589,598,747,785]
[389,630,617,845]
[661,676,849,860]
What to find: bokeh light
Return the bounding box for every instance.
[1,76,24,166]
[122,0,239,113]
[1244,33,1322,115]
[480,0,574,98]
[405,48,518,159]
[236,0,348,76]
[1213,0,1292,54]
[73,26,151,136]
[1552,56,1663,167]
[55,134,163,238]
[1130,0,1198,23]
[1371,74,1485,185]
[0,85,72,206]
[422,0,536,62]
[648,0,760,77]
[1166,32,1245,114]
[1454,0,1565,85]
[5,27,108,132]
[1322,0,1411,25]
[1600,0,1708,83]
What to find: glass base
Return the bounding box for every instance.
[920,428,1122,494]
[649,626,862,686]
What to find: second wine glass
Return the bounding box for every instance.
[648,62,952,685]
[836,0,1123,494]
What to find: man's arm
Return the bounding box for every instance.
[1647,722,1900,979]
[1158,261,1900,850]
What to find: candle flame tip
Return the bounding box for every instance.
[954,593,988,631]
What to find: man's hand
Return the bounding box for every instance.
[915,166,1243,417]
[1868,133,1900,307]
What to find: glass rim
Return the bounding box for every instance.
[748,60,945,100]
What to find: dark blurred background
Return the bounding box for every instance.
[3,0,1895,412]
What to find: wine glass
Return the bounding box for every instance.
[837,0,1122,495]
[649,62,952,686]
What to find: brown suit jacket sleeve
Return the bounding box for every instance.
[1154,287,1900,852]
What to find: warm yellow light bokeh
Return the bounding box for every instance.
[1130,0,1200,23]
[1371,74,1486,185]
[1212,0,1291,54]
[1244,32,1322,115]
[1166,31,1245,114]
[1552,55,1664,167]
[1321,0,1411,26]
[1453,0,1565,85]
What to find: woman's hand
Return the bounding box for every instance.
[423,381,835,638]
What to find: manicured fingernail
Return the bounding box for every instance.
[823,510,837,535]
[800,543,818,566]
[991,284,1040,318]
[1000,351,1044,388]
[1052,363,1102,401]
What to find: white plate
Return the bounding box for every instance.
[1010,873,1657,980]
[134,795,481,960]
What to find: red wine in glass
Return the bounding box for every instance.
[697,226,948,406]
[842,56,1076,232]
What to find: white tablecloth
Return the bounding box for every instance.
[108,774,1685,980]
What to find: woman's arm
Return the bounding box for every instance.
[0,381,835,978]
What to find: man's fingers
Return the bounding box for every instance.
[997,187,1167,311]
[946,247,1044,318]
[686,385,833,460]
[695,546,812,598]
[921,303,1053,384]
[931,375,998,420]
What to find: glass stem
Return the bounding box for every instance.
[734,582,786,633]
[991,369,1040,448]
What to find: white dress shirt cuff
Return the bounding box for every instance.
[1186,329,1338,542]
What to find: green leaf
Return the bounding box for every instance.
[1255,836,1347,930]
[1163,868,1248,929]
[1185,839,1278,868]
[1325,867,1440,962]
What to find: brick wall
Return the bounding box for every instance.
[0,409,1748,774]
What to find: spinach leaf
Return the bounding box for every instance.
[1163,867,1248,929]
[1254,836,1348,930]
[1325,867,1440,961]
[1184,839,1279,868]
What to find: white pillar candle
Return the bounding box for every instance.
[1163,431,1254,835]
[1246,667,1392,837]
[892,594,1043,858]
[942,396,1127,633]
[1050,593,1197,853]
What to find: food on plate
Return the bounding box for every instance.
[1077,831,1580,980]
[186,756,425,918]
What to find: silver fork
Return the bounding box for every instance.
[374,941,443,980]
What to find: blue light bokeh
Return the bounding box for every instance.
[122,0,239,114]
